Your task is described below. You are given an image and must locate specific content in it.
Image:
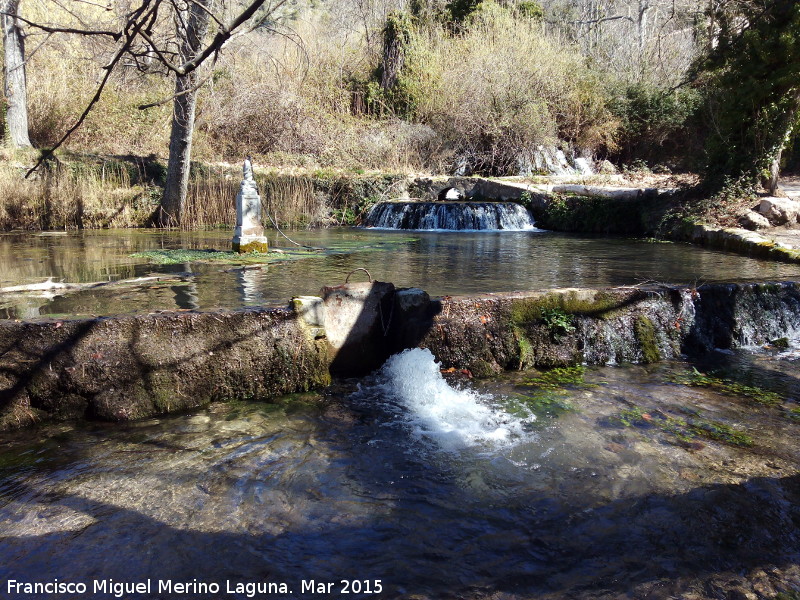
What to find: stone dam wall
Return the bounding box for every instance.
[2,281,800,430]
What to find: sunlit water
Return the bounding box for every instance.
[1,348,799,599]
[2,228,800,318]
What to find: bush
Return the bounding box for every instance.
[608,83,702,166]
[400,2,617,174]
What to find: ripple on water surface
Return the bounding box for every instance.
[1,349,800,598]
[4,228,800,318]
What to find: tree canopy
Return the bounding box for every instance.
[693,0,800,192]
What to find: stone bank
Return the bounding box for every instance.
[2,281,800,430]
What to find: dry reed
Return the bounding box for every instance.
[0,156,157,231]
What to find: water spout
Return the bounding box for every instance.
[358,348,533,452]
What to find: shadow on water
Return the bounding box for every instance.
[1,388,799,599]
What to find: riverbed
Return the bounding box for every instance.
[1,347,799,599]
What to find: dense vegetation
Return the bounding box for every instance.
[0,0,798,227]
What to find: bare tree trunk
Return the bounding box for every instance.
[765,149,782,196]
[636,0,650,55]
[762,92,800,196]
[155,0,211,228]
[2,0,31,148]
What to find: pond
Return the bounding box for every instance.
[1,346,798,598]
[2,228,800,319]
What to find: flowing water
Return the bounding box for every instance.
[3,229,800,598]
[362,201,538,231]
[3,229,800,319]
[1,347,799,599]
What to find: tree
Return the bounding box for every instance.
[1,0,31,147]
[155,0,212,228]
[17,0,290,226]
[693,0,800,193]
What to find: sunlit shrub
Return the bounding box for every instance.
[400,2,617,174]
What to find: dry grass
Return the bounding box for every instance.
[183,166,332,230]
[401,4,618,173]
[0,151,158,230]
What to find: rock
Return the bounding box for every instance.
[321,280,396,376]
[598,159,617,174]
[758,197,800,225]
[292,295,325,339]
[532,145,575,176]
[395,287,430,312]
[452,156,471,176]
[739,210,771,230]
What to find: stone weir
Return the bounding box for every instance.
[2,281,800,430]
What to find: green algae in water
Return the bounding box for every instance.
[131,248,314,265]
[612,406,754,448]
[633,314,661,363]
[671,367,783,407]
[131,237,419,266]
[523,366,591,389]
[503,390,574,421]
[502,366,596,421]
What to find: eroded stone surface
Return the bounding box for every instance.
[758,196,800,225]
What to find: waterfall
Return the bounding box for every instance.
[363,201,538,231]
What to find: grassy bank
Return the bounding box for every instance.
[0,151,409,231]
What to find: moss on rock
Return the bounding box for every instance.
[634,314,661,363]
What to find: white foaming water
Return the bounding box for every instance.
[370,348,532,452]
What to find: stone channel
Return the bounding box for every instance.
[2,280,799,430]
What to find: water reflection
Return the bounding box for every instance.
[236,267,267,305]
[3,229,800,318]
[172,283,199,310]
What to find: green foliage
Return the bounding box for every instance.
[538,194,667,235]
[446,0,482,24]
[516,1,543,20]
[693,0,800,191]
[608,84,702,164]
[540,307,575,338]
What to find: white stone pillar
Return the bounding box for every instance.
[232,157,269,253]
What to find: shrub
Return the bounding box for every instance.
[608,83,703,166]
[400,2,617,174]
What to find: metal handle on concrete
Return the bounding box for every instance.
[345,268,372,283]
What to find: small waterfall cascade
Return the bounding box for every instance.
[363,201,538,231]
[356,348,533,451]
